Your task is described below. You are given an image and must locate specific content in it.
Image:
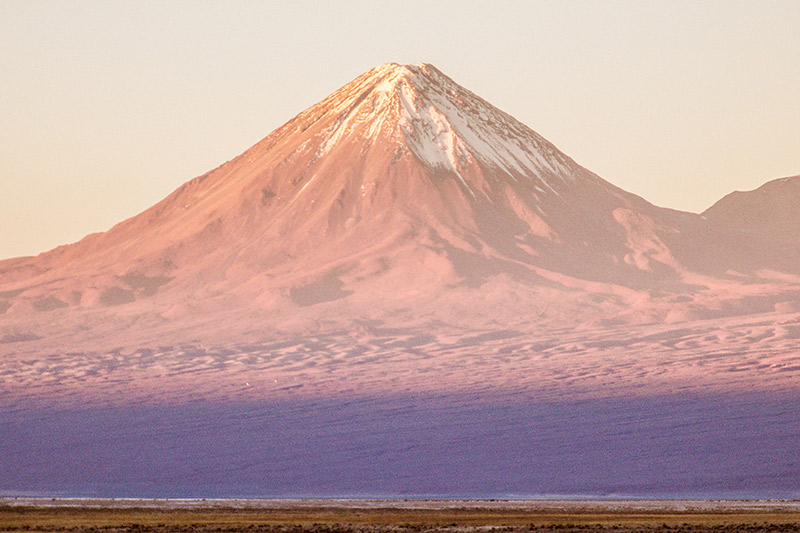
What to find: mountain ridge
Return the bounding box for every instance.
[1,63,799,349]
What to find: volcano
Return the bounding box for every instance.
[0,63,741,347]
[3,61,800,352]
[2,63,800,499]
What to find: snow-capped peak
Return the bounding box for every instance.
[308,63,577,187]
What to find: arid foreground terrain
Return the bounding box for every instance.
[3,500,800,533]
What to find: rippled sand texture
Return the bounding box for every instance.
[3,315,800,407]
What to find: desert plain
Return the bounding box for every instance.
[3,499,800,533]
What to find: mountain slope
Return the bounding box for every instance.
[0,63,796,348]
[701,175,800,274]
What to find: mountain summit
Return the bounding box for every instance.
[298,62,580,189]
[1,63,798,349]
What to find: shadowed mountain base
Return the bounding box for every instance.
[1,392,798,499]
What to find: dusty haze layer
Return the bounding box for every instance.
[1,64,799,498]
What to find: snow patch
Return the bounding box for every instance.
[312,63,578,200]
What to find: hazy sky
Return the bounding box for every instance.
[2,0,799,260]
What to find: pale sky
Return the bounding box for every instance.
[2,0,799,260]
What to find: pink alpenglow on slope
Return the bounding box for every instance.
[1,63,799,498]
